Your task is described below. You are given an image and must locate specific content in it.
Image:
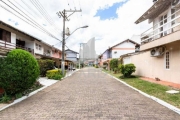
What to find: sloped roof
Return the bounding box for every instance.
[110,39,140,48]
[65,49,78,54]
[135,0,173,24]
[101,39,139,56]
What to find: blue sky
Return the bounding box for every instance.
[95,1,126,20]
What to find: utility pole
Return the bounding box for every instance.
[57,9,81,75]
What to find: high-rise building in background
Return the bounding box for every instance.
[80,37,97,64]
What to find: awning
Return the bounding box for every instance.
[135,0,173,24]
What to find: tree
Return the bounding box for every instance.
[110,59,118,73]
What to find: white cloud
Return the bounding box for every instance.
[0,0,153,55]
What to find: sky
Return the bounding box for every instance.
[0,0,153,55]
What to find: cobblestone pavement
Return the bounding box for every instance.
[0,67,180,120]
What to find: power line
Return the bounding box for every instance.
[19,0,61,35]
[0,1,62,45]
[14,0,37,19]
[3,0,60,41]
[30,0,61,32]
[35,0,56,23]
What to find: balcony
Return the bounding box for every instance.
[0,40,34,55]
[140,8,180,50]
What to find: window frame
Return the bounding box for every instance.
[165,51,170,70]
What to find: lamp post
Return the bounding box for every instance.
[61,25,88,75]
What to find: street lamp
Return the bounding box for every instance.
[61,25,88,75]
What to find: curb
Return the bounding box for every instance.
[0,70,80,112]
[0,86,47,112]
[102,71,180,115]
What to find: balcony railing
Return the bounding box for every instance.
[0,40,34,55]
[141,8,180,45]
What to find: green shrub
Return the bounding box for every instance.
[110,59,118,71]
[37,59,54,76]
[52,74,62,80]
[118,63,136,78]
[0,49,40,95]
[46,69,62,80]
[0,94,11,103]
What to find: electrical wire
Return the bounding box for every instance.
[29,0,60,33]
[19,0,61,35]
[34,0,61,31]
[2,0,61,41]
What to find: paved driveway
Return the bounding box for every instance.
[0,67,180,120]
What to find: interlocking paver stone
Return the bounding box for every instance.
[0,67,180,120]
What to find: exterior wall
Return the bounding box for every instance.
[52,51,61,59]
[102,50,110,62]
[125,41,180,84]
[123,56,131,65]
[65,50,78,62]
[66,57,77,62]
[11,33,16,46]
[16,35,34,50]
[112,42,135,58]
[34,41,43,55]
[43,45,52,57]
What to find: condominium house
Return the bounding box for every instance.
[65,49,79,70]
[122,0,180,84]
[100,39,139,69]
[0,20,73,68]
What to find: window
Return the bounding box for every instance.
[114,51,117,54]
[36,43,41,50]
[159,14,168,37]
[36,43,38,50]
[171,9,176,26]
[0,28,11,42]
[39,45,41,50]
[165,52,170,69]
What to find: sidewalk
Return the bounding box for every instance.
[0,77,58,111]
[140,77,180,89]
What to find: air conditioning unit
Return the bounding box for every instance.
[172,0,180,8]
[150,47,165,57]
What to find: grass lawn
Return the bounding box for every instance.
[103,69,180,109]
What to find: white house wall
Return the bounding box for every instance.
[112,42,135,58]
[123,56,131,65]
[11,32,16,45]
[34,41,43,55]
[16,35,34,50]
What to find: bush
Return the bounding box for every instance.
[0,49,40,95]
[46,69,62,80]
[110,59,118,71]
[118,63,136,78]
[37,59,54,76]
